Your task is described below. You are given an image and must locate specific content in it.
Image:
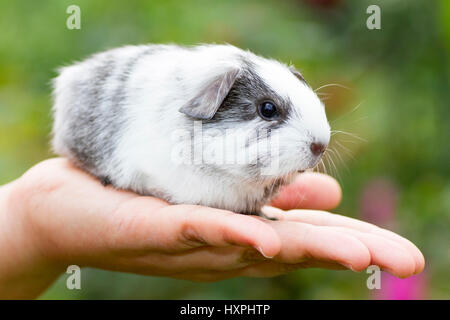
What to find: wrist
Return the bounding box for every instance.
[0,180,65,299]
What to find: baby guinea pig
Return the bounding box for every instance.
[52,44,330,215]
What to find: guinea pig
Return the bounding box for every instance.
[51,44,330,215]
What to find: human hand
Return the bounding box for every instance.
[0,158,424,299]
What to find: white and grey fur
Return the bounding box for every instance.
[52,44,330,214]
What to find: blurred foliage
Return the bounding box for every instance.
[0,0,448,299]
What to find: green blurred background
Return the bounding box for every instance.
[0,0,449,299]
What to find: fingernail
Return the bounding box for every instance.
[256,246,274,259]
[340,263,356,272]
[241,249,267,263]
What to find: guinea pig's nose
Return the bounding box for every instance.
[310,142,327,156]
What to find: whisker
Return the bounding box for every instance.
[321,159,326,175]
[329,146,349,174]
[323,154,330,176]
[335,141,355,160]
[331,130,367,142]
[316,159,324,174]
[316,160,322,174]
[314,83,351,92]
[330,101,364,124]
[328,150,342,182]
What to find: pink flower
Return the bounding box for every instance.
[360,178,427,300]
[374,273,427,300]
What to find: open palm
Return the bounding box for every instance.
[8,158,424,290]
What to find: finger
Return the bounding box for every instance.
[161,246,266,272]
[270,172,342,210]
[263,207,425,274]
[118,232,354,276]
[111,203,282,258]
[168,205,282,258]
[327,226,416,278]
[267,221,371,272]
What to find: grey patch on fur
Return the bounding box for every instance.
[263,176,286,199]
[64,55,117,174]
[204,58,292,128]
[240,177,287,215]
[61,47,157,182]
[179,67,241,120]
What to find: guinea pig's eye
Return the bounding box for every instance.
[258,101,279,120]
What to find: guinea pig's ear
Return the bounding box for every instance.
[288,65,306,83]
[179,67,241,120]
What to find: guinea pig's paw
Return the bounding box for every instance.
[99,176,112,186]
[259,206,285,221]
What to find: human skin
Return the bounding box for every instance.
[0,158,424,299]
